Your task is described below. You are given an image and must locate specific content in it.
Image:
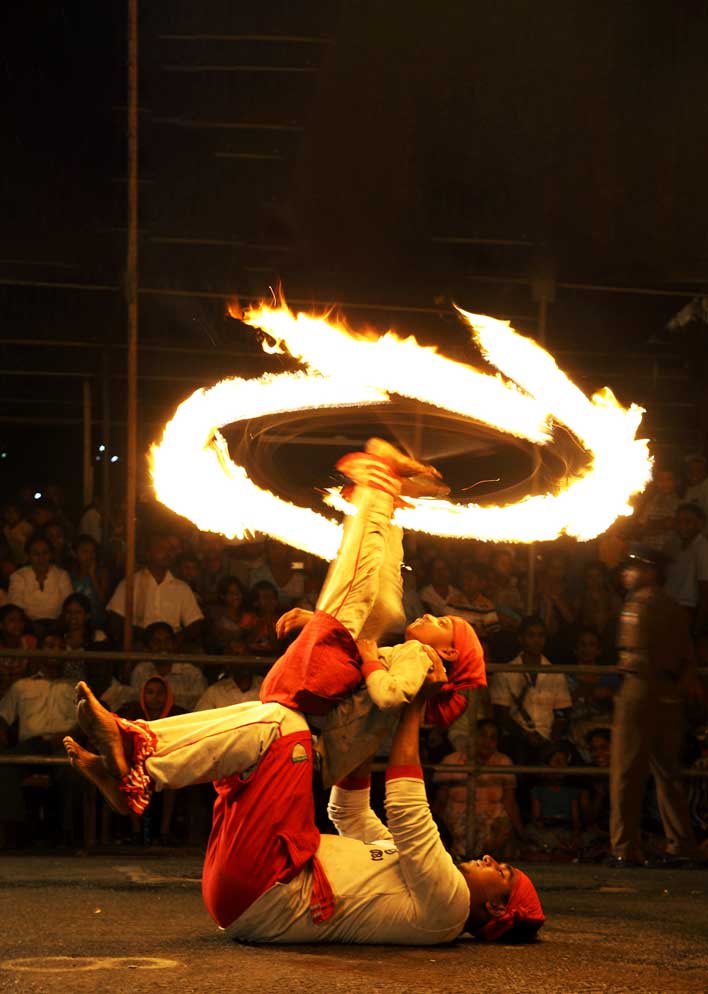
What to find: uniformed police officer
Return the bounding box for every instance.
[609,544,699,866]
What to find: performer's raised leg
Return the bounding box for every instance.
[69,682,307,816]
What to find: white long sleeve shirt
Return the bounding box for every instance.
[0,675,76,741]
[226,774,470,945]
[8,565,73,621]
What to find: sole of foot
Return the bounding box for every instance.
[365,437,442,480]
[75,681,129,779]
[63,737,130,816]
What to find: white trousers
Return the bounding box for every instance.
[143,701,306,794]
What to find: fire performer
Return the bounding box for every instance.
[259,436,486,785]
[64,439,544,943]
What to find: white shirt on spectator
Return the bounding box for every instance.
[664,532,708,608]
[8,565,73,620]
[130,661,207,711]
[0,674,76,741]
[194,674,263,712]
[490,654,572,740]
[101,677,138,713]
[107,568,203,631]
[418,584,464,616]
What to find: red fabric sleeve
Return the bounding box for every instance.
[425,687,468,728]
[386,765,424,782]
[336,774,372,791]
[360,658,386,680]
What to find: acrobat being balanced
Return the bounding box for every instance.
[66,438,544,945]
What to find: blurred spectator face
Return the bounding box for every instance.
[675,507,704,543]
[686,456,707,486]
[584,564,606,591]
[75,538,97,570]
[520,622,546,657]
[544,553,567,583]
[147,626,174,654]
[574,631,601,664]
[41,635,65,677]
[430,557,451,588]
[654,469,678,495]
[1,607,25,640]
[224,581,244,610]
[32,500,56,529]
[45,522,66,557]
[461,565,485,599]
[548,747,569,770]
[178,557,200,589]
[493,549,514,577]
[28,538,52,574]
[143,678,168,719]
[63,599,88,632]
[165,534,183,565]
[588,732,611,768]
[2,503,21,526]
[476,722,499,761]
[255,585,279,614]
[146,536,172,572]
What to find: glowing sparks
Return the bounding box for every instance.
[150,300,652,558]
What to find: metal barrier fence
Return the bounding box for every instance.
[3,648,706,854]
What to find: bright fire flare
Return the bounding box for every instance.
[150,301,652,558]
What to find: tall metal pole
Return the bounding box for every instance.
[123,0,139,651]
[101,351,111,540]
[82,380,93,508]
[526,292,550,614]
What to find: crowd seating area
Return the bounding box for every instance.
[1,453,707,860]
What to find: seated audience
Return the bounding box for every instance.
[580,728,612,861]
[566,629,618,761]
[8,532,73,626]
[574,561,622,656]
[59,592,110,690]
[205,577,256,653]
[2,501,33,567]
[119,675,184,845]
[636,466,681,550]
[0,604,36,698]
[246,580,282,655]
[664,503,708,634]
[129,621,207,711]
[419,555,464,616]
[490,615,572,763]
[248,539,305,609]
[434,718,523,860]
[526,741,582,858]
[45,521,76,573]
[448,560,500,639]
[685,453,708,528]
[106,532,204,647]
[194,660,263,711]
[70,534,111,629]
[489,547,525,627]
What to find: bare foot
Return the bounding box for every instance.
[75,681,129,779]
[365,437,442,480]
[400,474,450,499]
[63,737,130,816]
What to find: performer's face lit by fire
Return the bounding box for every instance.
[405,613,459,664]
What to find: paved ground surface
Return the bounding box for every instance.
[0,852,707,994]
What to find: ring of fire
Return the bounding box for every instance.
[150,303,652,560]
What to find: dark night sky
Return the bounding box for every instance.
[1,2,708,504]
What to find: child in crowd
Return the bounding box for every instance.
[246,580,282,656]
[0,604,36,697]
[434,719,523,860]
[527,741,582,859]
[565,628,618,761]
[447,561,500,641]
[205,577,256,654]
[130,622,207,711]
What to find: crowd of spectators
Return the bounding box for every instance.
[1,451,707,860]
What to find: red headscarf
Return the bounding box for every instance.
[475,869,545,941]
[425,616,486,727]
[140,675,174,721]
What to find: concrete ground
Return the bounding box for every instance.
[1,852,707,994]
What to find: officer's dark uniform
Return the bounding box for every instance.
[610,553,698,862]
